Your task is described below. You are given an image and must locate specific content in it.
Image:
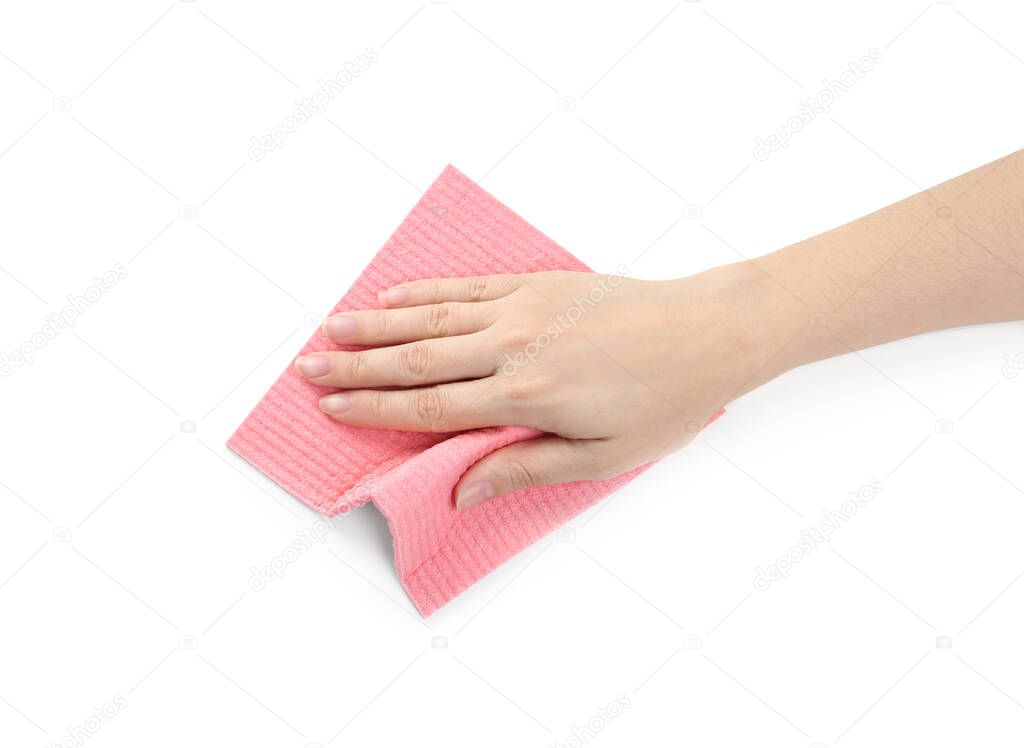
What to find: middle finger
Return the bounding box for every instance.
[295,332,497,388]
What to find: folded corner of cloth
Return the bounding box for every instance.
[228,164,702,616]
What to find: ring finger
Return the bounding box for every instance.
[319,376,512,432]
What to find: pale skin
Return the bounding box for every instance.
[295,149,1024,510]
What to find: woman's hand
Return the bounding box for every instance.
[295,264,804,509]
[294,149,1024,510]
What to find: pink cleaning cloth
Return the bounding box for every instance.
[229,165,721,616]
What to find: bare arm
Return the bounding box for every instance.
[295,150,1024,508]
[750,149,1024,392]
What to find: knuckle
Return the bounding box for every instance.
[467,277,490,302]
[500,375,534,402]
[373,311,391,340]
[425,302,453,337]
[398,342,432,380]
[498,459,538,493]
[501,371,550,402]
[345,352,368,382]
[499,327,535,352]
[368,390,389,419]
[413,388,448,431]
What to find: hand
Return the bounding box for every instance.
[295,265,804,510]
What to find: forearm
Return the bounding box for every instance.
[741,149,1024,391]
[294,151,1023,501]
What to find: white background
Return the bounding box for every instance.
[1,1,1023,746]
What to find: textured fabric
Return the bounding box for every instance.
[229,165,719,615]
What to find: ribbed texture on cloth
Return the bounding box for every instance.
[229,165,678,615]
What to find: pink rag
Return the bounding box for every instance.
[229,165,720,616]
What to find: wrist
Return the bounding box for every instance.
[665,259,813,403]
[749,238,863,384]
[661,252,838,407]
[731,258,818,395]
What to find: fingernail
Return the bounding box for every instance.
[456,480,495,511]
[323,315,357,338]
[378,287,409,306]
[320,393,354,414]
[295,353,331,378]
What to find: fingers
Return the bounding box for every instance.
[378,274,522,308]
[454,436,621,510]
[295,333,496,388]
[321,301,495,346]
[318,377,511,433]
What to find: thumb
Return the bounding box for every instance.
[454,436,608,511]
